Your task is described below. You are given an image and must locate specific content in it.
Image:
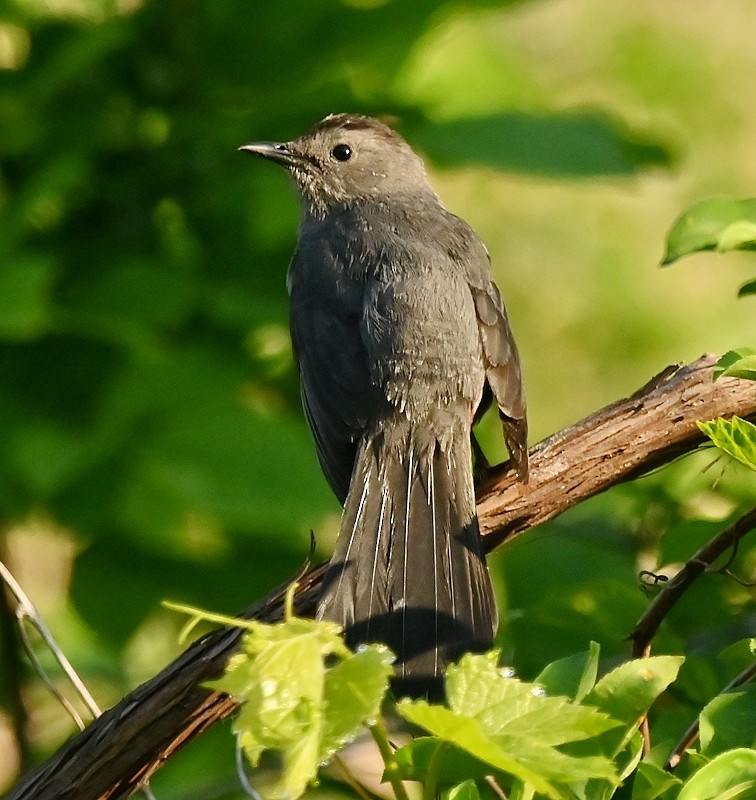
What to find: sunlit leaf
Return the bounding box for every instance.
[677,749,756,800]
[662,197,756,265]
[535,641,601,703]
[583,656,684,756]
[206,610,392,800]
[699,687,756,756]
[712,349,756,382]
[697,416,756,471]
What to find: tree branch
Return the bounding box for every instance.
[629,506,756,659]
[7,354,756,800]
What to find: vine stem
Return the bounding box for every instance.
[369,718,411,800]
[0,559,100,721]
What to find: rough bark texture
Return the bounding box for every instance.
[7,354,756,800]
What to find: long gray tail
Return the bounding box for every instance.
[316,426,497,697]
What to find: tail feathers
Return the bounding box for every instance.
[317,429,497,696]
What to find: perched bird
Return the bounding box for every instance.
[241,114,528,696]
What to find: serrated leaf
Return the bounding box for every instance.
[699,687,756,756]
[677,749,756,800]
[714,349,756,381]
[321,644,394,758]
[446,652,618,745]
[697,416,756,471]
[631,761,683,800]
[206,613,391,800]
[583,656,684,756]
[397,652,620,796]
[536,641,601,703]
[662,197,756,265]
[396,701,559,797]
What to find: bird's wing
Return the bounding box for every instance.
[289,260,372,505]
[471,280,529,480]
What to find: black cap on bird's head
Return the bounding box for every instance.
[239,114,435,215]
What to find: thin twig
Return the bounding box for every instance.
[629,507,756,658]
[0,539,32,772]
[0,560,101,720]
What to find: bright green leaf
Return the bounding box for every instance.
[583,656,684,756]
[678,749,756,800]
[320,643,395,759]
[697,416,756,471]
[397,652,620,796]
[447,778,481,800]
[663,197,756,265]
[631,761,683,800]
[699,687,756,756]
[397,701,560,797]
[536,641,601,703]
[206,611,391,800]
[714,349,756,381]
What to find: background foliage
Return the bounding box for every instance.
[0,0,753,796]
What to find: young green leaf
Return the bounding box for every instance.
[713,349,756,381]
[699,686,756,756]
[697,416,756,471]
[662,197,756,265]
[396,701,560,797]
[677,748,756,800]
[206,609,393,800]
[396,652,621,798]
[536,641,601,703]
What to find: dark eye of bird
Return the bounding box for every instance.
[331,143,352,162]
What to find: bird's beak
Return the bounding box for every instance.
[238,141,305,168]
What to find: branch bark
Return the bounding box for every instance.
[7,354,756,800]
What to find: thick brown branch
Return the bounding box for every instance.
[478,354,756,549]
[7,354,756,800]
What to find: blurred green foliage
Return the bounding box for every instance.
[0,0,754,796]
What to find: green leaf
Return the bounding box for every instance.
[678,749,756,800]
[396,652,620,797]
[393,738,505,786]
[206,611,393,800]
[320,643,395,758]
[396,701,562,797]
[699,686,756,756]
[713,349,756,381]
[697,416,756,471]
[662,197,756,264]
[410,112,671,179]
[583,656,685,756]
[536,641,601,703]
[631,761,683,800]
[738,279,756,297]
[447,779,481,800]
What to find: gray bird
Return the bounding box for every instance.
[241,114,528,696]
